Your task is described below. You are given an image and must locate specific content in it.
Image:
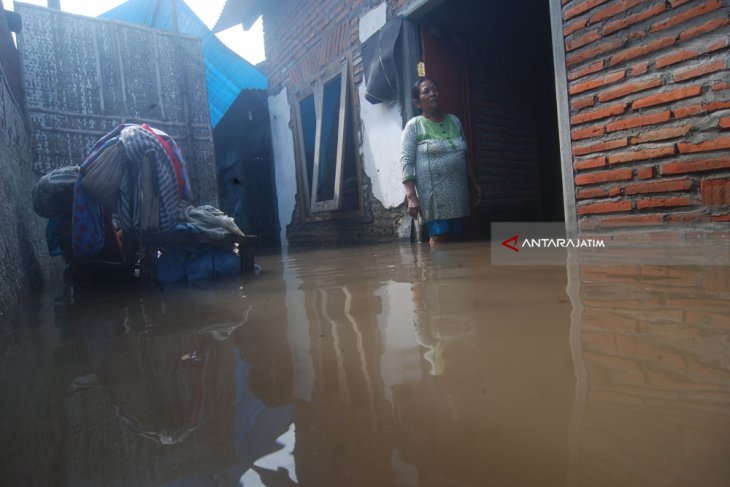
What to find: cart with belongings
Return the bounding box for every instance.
[32,123,257,283]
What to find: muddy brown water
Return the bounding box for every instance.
[0,242,728,486]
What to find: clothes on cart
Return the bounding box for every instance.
[31,165,79,218]
[71,124,192,258]
[177,205,245,240]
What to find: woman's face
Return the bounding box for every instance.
[417,80,440,112]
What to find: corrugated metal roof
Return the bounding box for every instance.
[212,0,262,33]
[100,0,267,127]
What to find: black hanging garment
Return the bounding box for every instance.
[362,16,404,104]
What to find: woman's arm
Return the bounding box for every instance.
[401,120,421,218]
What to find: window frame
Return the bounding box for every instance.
[291,57,363,220]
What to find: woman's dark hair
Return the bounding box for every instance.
[411,77,438,102]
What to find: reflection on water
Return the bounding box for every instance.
[568,255,730,487]
[0,242,728,486]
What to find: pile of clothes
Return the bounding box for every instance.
[32,124,246,282]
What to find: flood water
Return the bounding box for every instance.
[1,241,728,486]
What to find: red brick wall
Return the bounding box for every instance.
[263,0,390,94]
[561,0,730,234]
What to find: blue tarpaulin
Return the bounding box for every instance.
[100,0,267,127]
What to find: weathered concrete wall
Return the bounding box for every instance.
[0,9,58,314]
[16,4,217,205]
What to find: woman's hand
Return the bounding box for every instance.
[407,194,421,218]
[403,180,421,218]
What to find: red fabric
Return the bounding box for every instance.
[141,123,186,199]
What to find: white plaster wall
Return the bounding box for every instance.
[268,89,298,249]
[358,2,406,210]
[358,84,405,209]
[359,2,387,43]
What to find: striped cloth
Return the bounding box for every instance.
[72,124,192,258]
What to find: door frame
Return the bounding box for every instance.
[398,0,578,237]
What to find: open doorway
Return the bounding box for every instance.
[414,0,564,237]
[214,90,281,251]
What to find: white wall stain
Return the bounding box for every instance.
[358,84,405,209]
[359,2,387,43]
[268,89,297,249]
[358,2,405,210]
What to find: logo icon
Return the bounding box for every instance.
[502,234,520,253]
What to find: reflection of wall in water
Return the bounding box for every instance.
[295,281,400,486]
[570,263,730,487]
[289,246,575,486]
[0,297,66,486]
[60,291,244,486]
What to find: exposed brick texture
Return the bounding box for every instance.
[637,166,654,179]
[630,125,691,144]
[575,155,607,170]
[631,85,702,109]
[624,179,693,195]
[578,199,633,214]
[597,77,662,102]
[636,195,692,209]
[562,0,730,234]
[572,102,628,124]
[262,0,368,95]
[568,59,605,80]
[672,60,727,82]
[606,110,671,132]
[564,0,611,21]
[575,168,634,185]
[572,125,605,141]
[607,146,676,165]
[259,0,407,245]
[573,137,629,156]
[700,178,730,206]
[570,70,625,94]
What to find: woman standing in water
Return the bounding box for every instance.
[401,77,481,244]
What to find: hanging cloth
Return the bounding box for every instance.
[71,124,193,258]
[362,16,403,104]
